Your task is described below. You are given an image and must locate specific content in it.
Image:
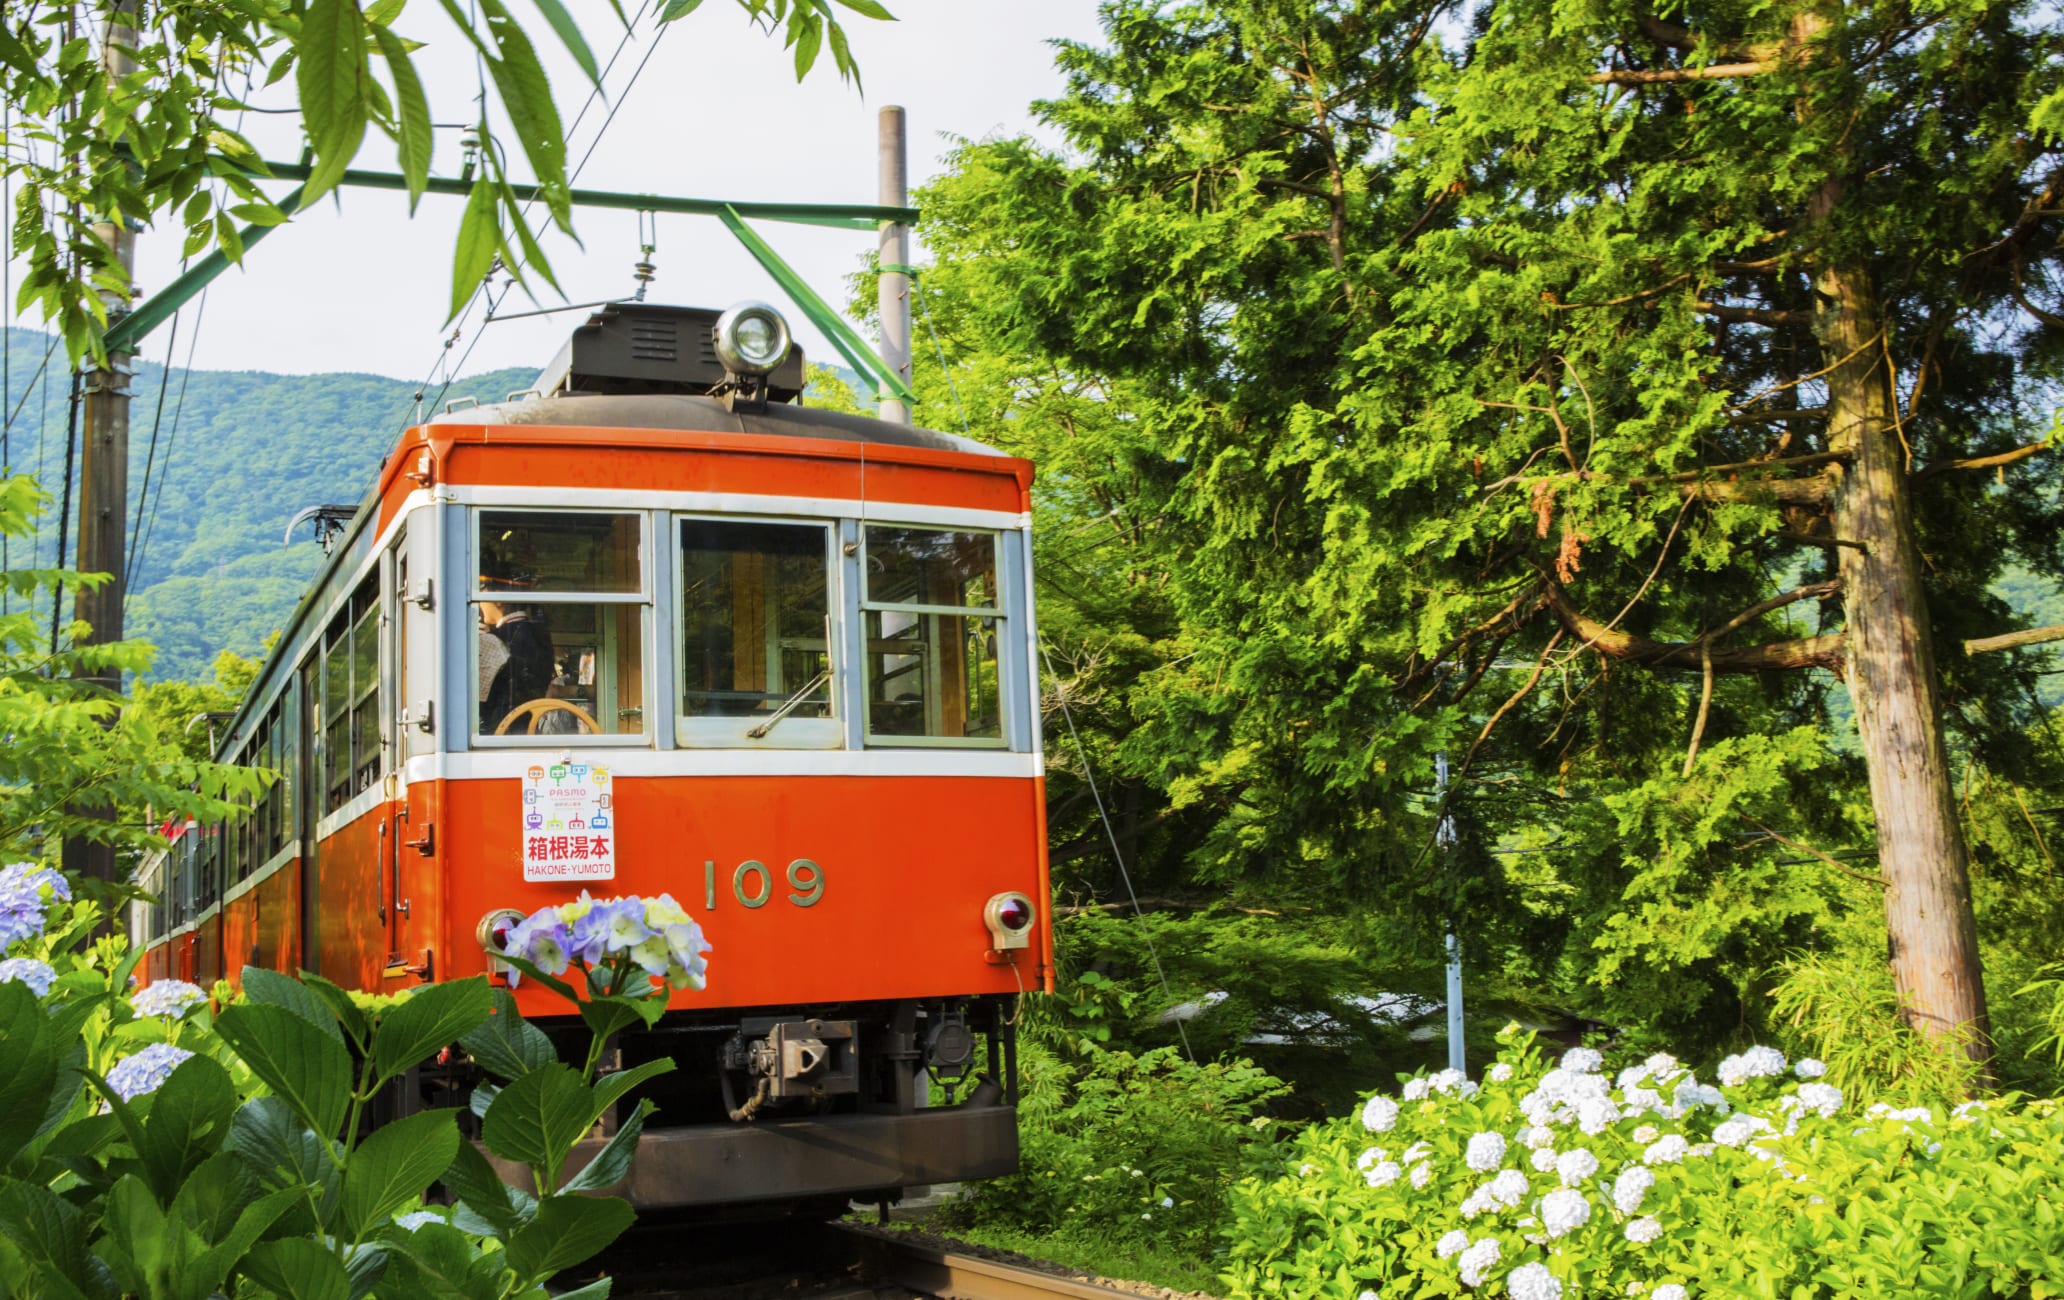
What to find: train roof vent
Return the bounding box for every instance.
[532,303,807,402]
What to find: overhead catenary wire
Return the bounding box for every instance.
[125,304,182,591]
[1038,639,1194,1062]
[128,285,207,601]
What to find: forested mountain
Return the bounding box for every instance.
[0,327,865,682]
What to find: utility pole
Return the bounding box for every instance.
[1436,751,1465,1075]
[877,105,912,426]
[62,0,138,891]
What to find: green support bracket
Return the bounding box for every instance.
[110,159,921,406]
[716,205,916,406]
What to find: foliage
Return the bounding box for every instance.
[896,0,2064,1068]
[0,873,698,1297]
[0,473,262,864]
[1223,1029,2064,1299]
[1770,951,1984,1108]
[935,1038,1290,1260]
[1,0,891,359]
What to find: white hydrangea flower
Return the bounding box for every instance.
[1366,1160,1403,1188]
[130,978,208,1019]
[1457,1237,1502,1288]
[1924,1140,1942,1156]
[1577,1096,1622,1135]
[1465,1131,1507,1172]
[1616,1064,1650,1089]
[1429,1068,1480,1098]
[1793,1082,1843,1118]
[1555,1147,1599,1186]
[1518,1124,1554,1149]
[1712,1115,1772,1148]
[1644,1052,1681,1079]
[1488,1062,1514,1083]
[1794,1057,1827,1079]
[1631,1124,1660,1145]
[1530,1147,1558,1172]
[1653,1286,1687,1300]
[1489,1168,1529,1206]
[1358,1147,1388,1171]
[1436,1229,1471,1259]
[1673,1079,1727,1113]
[1403,1078,1432,1102]
[1613,1164,1655,1214]
[1643,1134,1690,1165]
[1298,1163,1317,1177]
[1402,1141,1431,1162]
[1507,1260,1563,1300]
[1411,1162,1434,1189]
[1160,1196,1174,1208]
[393,1210,444,1231]
[1622,1086,1665,1115]
[1716,1046,1786,1087]
[1540,1187,1591,1238]
[1561,1046,1604,1074]
[1951,1100,1987,1121]
[1359,1292,1381,1300]
[1363,1095,1401,1132]
[1624,1216,1663,1244]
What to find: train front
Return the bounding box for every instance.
[377,302,1052,1212]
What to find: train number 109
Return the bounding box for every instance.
[704,858,824,911]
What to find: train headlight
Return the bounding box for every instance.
[713,300,792,376]
[983,891,1036,952]
[476,908,526,973]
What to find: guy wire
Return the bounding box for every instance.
[1038,639,1193,1061]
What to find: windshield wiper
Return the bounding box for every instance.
[746,670,831,739]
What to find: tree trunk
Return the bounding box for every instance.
[1814,250,1992,1069]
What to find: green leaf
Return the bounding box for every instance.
[226,1096,340,1217]
[240,1237,351,1300]
[553,1280,615,1300]
[440,1136,531,1238]
[0,1177,100,1300]
[297,973,370,1050]
[368,26,433,210]
[0,980,61,1169]
[480,1062,592,1190]
[655,0,704,19]
[184,1185,304,1300]
[371,977,492,1089]
[166,1151,263,1249]
[140,1053,239,1203]
[526,0,599,84]
[491,951,581,1005]
[790,15,822,81]
[342,1108,461,1239]
[832,0,893,19]
[93,1176,168,1300]
[214,1003,353,1139]
[450,175,501,321]
[473,0,570,226]
[577,993,650,1045]
[293,0,372,204]
[561,1098,652,1194]
[503,1194,635,1285]
[457,987,556,1081]
[239,968,343,1043]
[588,1057,675,1122]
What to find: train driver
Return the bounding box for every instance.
[478,554,556,732]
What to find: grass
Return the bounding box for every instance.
[927,1220,1226,1295]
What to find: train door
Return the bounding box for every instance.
[381,532,405,968]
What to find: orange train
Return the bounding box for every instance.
[132,301,1054,1210]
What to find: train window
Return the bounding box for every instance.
[677,519,836,745]
[474,511,648,740]
[860,527,1005,745]
[322,578,384,808]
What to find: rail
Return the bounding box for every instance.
[837,1225,1168,1300]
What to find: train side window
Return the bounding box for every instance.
[474,511,648,741]
[676,519,838,747]
[322,577,383,809]
[860,526,1006,746]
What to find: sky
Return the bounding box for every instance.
[19,0,1106,384]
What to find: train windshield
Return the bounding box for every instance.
[861,526,1004,744]
[678,519,837,747]
[475,511,648,739]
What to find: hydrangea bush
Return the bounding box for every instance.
[0,873,706,1297]
[1223,1028,2064,1298]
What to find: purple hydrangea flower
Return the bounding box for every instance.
[598,896,651,953]
[511,907,573,975]
[0,957,56,997]
[131,979,207,1019]
[106,1042,195,1101]
[0,863,69,948]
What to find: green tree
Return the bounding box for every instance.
[909,0,2064,1070]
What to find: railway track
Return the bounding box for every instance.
[592,1217,1198,1300]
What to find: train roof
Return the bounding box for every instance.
[426,392,1007,459]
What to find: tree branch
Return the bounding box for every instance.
[1913,441,2052,481]
[1541,575,1845,672]
[1700,302,1812,326]
[1964,624,2064,656]
[1738,814,1889,886]
[1588,61,1771,84]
